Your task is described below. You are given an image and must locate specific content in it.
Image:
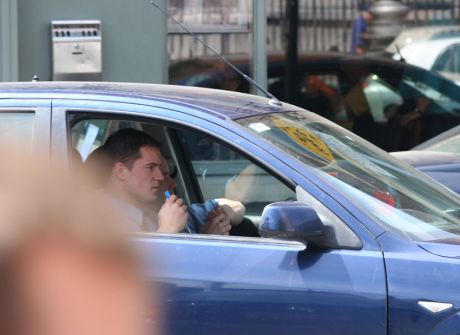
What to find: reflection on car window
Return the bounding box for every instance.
[299,74,340,120]
[238,110,460,242]
[71,120,109,160]
[402,75,460,110]
[363,74,403,122]
[177,129,295,220]
[294,68,460,151]
[71,119,142,160]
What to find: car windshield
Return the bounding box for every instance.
[237,110,460,242]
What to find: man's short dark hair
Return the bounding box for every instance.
[102,128,160,169]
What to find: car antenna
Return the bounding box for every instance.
[394,44,405,62]
[149,1,282,107]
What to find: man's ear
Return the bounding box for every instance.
[113,162,128,180]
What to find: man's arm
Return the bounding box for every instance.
[157,195,188,233]
[199,209,231,235]
[215,198,246,226]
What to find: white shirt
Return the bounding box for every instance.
[104,194,159,232]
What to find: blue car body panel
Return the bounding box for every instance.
[137,235,386,335]
[377,232,460,335]
[0,82,459,335]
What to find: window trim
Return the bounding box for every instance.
[132,232,307,251]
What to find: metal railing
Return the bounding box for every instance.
[168,0,460,61]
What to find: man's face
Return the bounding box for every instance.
[121,146,164,206]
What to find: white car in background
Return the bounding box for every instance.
[391,34,460,84]
[386,25,460,54]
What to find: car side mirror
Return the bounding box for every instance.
[259,201,324,241]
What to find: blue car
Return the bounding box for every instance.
[1,82,460,335]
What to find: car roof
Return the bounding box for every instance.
[399,37,460,68]
[386,25,460,53]
[0,81,283,120]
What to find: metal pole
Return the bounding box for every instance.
[0,0,19,81]
[284,0,298,104]
[151,0,168,84]
[253,0,268,96]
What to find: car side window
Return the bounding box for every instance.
[434,44,460,74]
[71,119,143,160]
[175,128,295,222]
[71,119,110,160]
[0,112,34,150]
[69,115,296,232]
[299,73,342,121]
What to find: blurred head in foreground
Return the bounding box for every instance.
[0,150,157,335]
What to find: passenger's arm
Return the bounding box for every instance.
[215,198,246,226]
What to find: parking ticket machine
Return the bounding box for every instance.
[51,20,102,81]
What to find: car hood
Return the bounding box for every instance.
[391,150,460,168]
[418,241,460,258]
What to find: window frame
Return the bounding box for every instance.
[65,106,298,215]
[67,110,297,207]
[169,126,297,215]
[51,101,368,249]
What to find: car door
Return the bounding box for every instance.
[51,99,387,335]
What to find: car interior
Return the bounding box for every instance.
[69,115,296,237]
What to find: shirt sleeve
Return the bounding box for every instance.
[185,199,218,233]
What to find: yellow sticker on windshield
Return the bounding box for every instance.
[273,118,335,162]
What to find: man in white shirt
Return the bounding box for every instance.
[102,128,188,233]
[90,128,246,235]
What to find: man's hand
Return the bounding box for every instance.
[200,208,231,235]
[215,199,245,226]
[157,194,188,233]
